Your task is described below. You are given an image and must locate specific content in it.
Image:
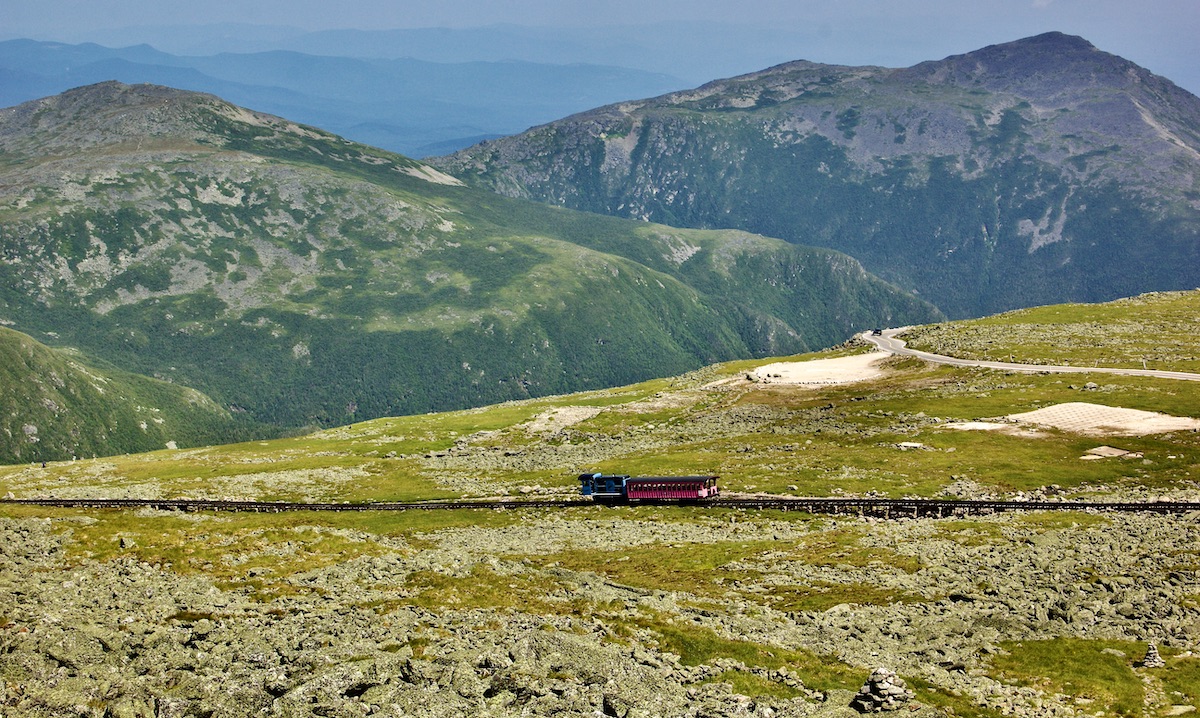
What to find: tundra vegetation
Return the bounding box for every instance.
[1,291,1199,716]
[902,292,1200,373]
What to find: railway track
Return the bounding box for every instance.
[3,496,1199,517]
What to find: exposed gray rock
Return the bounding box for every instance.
[850,667,915,713]
[2,510,1199,717]
[1142,643,1166,668]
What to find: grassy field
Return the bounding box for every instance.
[903,290,1200,372]
[3,338,1198,503]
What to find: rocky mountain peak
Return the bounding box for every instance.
[896,31,1168,102]
[1,81,225,157]
[0,80,346,163]
[3,80,209,130]
[990,30,1097,53]
[435,34,1200,320]
[921,31,1104,73]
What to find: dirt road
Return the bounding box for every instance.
[863,329,1200,382]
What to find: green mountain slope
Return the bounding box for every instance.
[0,326,239,463]
[435,33,1200,319]
[0,81,938,437]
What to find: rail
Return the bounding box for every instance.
[2,496,1199,517]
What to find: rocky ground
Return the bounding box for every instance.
[2,505,1198,717]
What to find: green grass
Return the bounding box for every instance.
[986,638,1147,717]
[400,564,583,614]
[621,619,860,692]
[904,291,1200,372]
[1153,652,1200,714]
[759,581,927,612]
[6,338,1199,502]
[528,540,769,597]
[520,526,923,615]
[700,670,804,700]
[723,366,1200,496]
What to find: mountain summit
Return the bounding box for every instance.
[436,33,1200,318]
[0,82,936,440]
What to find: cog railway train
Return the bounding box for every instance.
[578,473,720,503]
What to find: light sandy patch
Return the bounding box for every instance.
[942,421,1050,438]
[944,421,1012,431]
[1079,445,1144,461]
[524,406,604,434]
[751,352,888,385]
[1007,402,1200,436]
[1086,445,1134,458]
[400,165,465,186]
[617,389,706,413]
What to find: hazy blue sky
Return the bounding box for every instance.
[3,0,1198,92]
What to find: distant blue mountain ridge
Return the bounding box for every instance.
[0,38,687,155]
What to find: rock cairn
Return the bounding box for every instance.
[1142,644,1166,668]
[852,667,915,712]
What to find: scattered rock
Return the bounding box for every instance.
[3,507,1199,718]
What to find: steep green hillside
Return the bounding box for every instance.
[0,326,243,463]
[0,82,938,436]
[437,33,1200,319]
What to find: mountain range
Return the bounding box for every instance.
[0,39,687,156]
[0,81,936,461]
[19,21,932,89]
[435,33,1200,319]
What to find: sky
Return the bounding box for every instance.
[3,0,1198,93]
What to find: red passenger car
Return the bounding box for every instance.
[624,475,720,501]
